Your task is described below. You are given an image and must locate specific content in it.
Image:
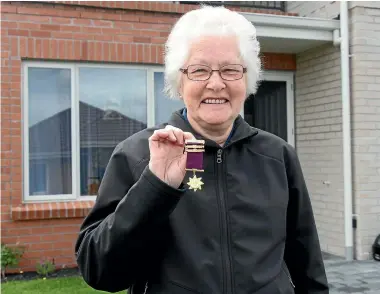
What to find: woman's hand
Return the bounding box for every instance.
[148,125,196,188]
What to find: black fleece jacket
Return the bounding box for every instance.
[75,110,329,294]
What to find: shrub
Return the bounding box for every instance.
[1,243,25,279]
[36,258,56,278]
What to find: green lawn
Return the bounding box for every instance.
[1,276,126,294]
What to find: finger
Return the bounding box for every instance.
[172,128,185,146]
[149,130,170,142]
[166,130,177,142]
[165,125,185,145]
[150,129,181,145]
[183,132,196,141]
[165,126,179,142]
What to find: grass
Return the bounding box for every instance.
[1,276,126,294]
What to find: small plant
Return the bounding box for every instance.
[36,258,55,278]
[1,243,25,279]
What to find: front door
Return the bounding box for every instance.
[243,72,295,146]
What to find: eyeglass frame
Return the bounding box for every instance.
[179,64,247,81]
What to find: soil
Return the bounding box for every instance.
[1,267,81,283]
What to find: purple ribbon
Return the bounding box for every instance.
[186,152,203,170]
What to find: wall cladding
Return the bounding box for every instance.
[350,5,380,260]
[294,44,345,256]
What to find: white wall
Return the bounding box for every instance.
[350,4,380,260]
[287,1,340,19]
[288,0,380,260]
[295,44,345,256]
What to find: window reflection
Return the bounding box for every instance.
[28,67,72,196]
[154,72,184,125]
[78,67,147,196]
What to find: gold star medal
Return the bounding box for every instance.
[185,139,205,192]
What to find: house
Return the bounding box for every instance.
[286,0,380,261]
[1,0,379,273]
[28,101,147,197]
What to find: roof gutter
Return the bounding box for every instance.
[240,12,340,41]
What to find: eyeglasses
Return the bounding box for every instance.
[179,64,247,81]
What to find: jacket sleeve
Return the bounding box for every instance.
[74,142,184,293]
[283,145,329,294]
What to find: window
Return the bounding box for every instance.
[23,62,184,201]
[154,72,184,125]
[78,67,147,196]
[27,67,72,198]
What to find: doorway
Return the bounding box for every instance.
[243,71,295,147]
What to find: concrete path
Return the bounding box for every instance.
[325,259,380,293]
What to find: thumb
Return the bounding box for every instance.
[183,132,196,141]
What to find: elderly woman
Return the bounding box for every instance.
[75,6,329,294]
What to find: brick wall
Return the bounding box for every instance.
[0,1,297,272]
[350,4,380,260]
[294,44,345,256]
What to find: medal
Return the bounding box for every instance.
[185,139,205,191]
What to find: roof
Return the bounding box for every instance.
[29,102,147,157]
[240,12,340,53]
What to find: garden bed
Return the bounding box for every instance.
[2,267,80,283]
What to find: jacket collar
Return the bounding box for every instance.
[167,108,258,148]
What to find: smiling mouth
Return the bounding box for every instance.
[202,98,228,104]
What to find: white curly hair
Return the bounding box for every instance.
[164,5,262,100]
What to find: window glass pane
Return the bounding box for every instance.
[28,67,72,196]
[79,67,147,196]
[154,72,184,125]
[30,163,47,194]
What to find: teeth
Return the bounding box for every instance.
[203,99,227,104]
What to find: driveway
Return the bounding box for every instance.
[325,259,380,293]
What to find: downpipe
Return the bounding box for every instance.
[333,0,354,261]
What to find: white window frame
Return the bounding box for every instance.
[23,61,164,203]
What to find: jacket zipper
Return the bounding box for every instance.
[216,149,233,294]
[142,281,148,294]
[283,267,295,288]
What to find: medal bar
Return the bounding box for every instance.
[185,139,205,191]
